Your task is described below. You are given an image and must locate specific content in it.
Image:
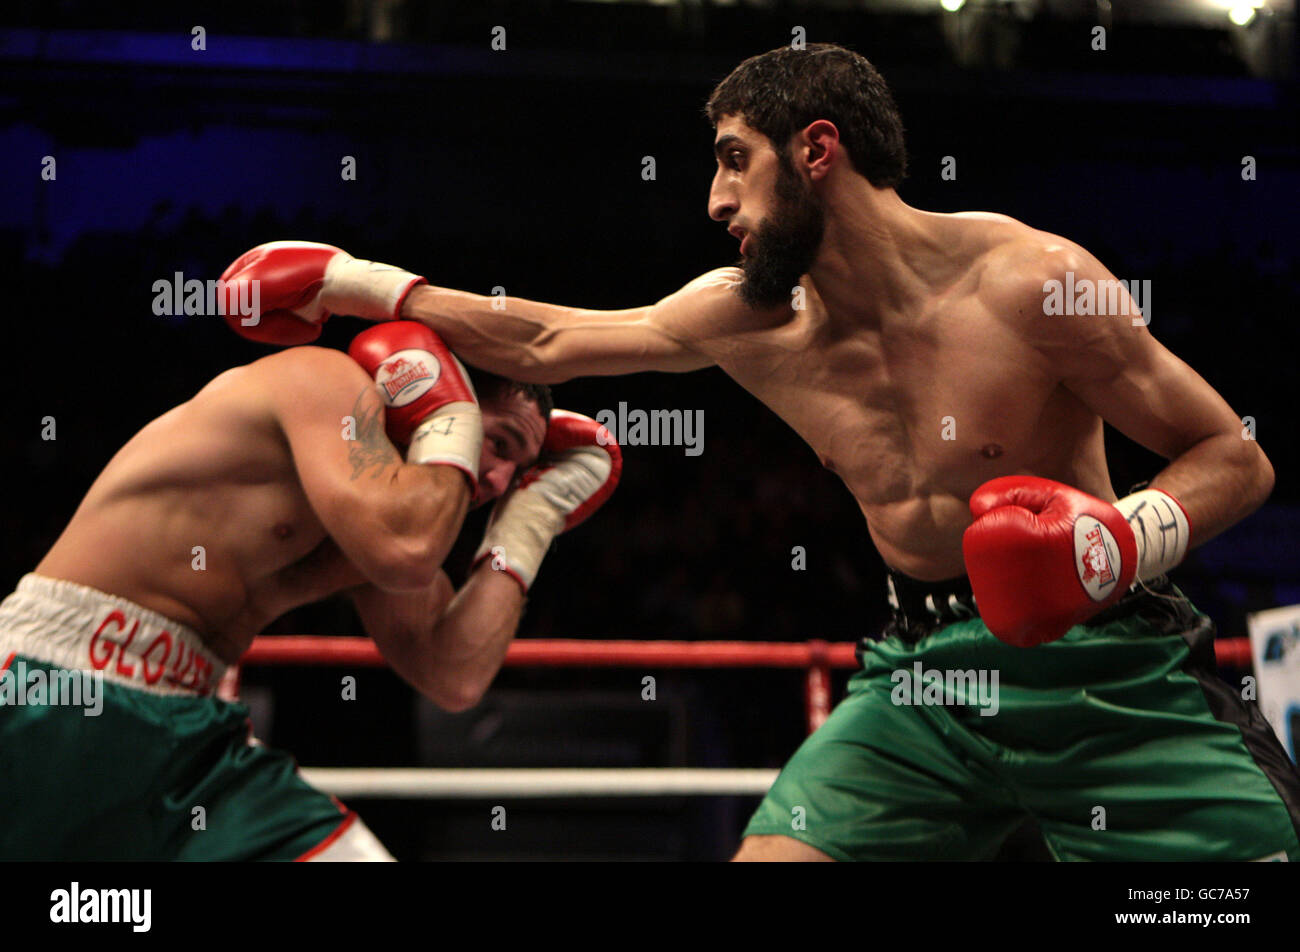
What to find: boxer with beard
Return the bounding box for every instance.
[222,44,1299,862]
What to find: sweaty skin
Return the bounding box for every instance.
[398,116,1272,582]
[36,346,546,709]
[391,114,1274,860]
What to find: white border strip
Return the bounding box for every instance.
[300,768,779,798]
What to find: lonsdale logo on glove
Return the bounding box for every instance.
[376,350,442,406]
[1074,516,1121,600]
[348,322,482,488]
[963,476,1190,648]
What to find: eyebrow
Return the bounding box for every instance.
[713,134,745,162]
[498,423,529,459]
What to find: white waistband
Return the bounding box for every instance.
[0,574,227,696]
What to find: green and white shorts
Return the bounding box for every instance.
[0,573,393,861]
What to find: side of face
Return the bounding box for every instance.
[475,389,549,505]
[708,115,827,309]
[708,115,782,257]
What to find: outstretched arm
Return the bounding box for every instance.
[221,241,742,384]
[399,269,747,383]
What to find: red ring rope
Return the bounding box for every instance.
[241,635,1254,669]
[236,635,1254,733]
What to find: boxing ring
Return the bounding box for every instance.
[222,635,1255,800]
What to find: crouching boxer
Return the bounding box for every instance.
[0,319,620,861]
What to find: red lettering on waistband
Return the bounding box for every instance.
[189,654,213,694]
[140,630,173,685]
[67,607,218,693]
[89,611,125,669]
[114,618,139,678]
[166,640,192,688]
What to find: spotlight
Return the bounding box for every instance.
[1228,2,1258,25]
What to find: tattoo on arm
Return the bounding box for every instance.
[348,389,401,481]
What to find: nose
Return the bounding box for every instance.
[708,172,736,223]
[478,461,516,504]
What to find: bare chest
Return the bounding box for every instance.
[710,299,1085,507]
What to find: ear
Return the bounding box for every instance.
[799,120,841,182]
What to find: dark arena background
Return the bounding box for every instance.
[3,1,1297,863]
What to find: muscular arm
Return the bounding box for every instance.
[266,348,470,590]
[349,562,525,712]
[1020,244,1274,547]
[397,269,749,383]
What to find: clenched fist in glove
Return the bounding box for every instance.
[221,240,425,344]
[473,411,623,591]
[963,475,1190,647]
[348,321,482,492]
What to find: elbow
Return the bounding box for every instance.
[1251,443,1275,505]
[426,677,487,714]
[421,645,497,712]
[1223,436,1275,518]
[434,689,483,715]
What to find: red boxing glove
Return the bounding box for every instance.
[221,240,426,345]
[526,411,625,531]
[962,475,1138,648]
[472,411,622,590]
[348,322,482,489]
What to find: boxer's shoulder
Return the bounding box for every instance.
[654,266,744,319]
[655,266,791,339]
[230,346,374,405]
[198,345,363,395]
[963,225,1103,329]
[677,265,745,294]
[248,344,371,383]
[188,346,377,442]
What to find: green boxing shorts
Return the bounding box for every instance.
[0,574,393,861]
[743,570,1300,861]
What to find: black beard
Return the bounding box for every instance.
[737,157,825,309]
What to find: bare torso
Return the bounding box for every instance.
[687,214,1115,579]
[36,357,374,662]
[32,214,1123,660]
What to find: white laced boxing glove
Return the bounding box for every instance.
[473,411,623,591]
[222,240,426,344]
[1112,488,1192,582]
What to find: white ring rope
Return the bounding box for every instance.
[299,768,780,799]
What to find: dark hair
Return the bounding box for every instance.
[466,367,554,421]
[705,44,907,188]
